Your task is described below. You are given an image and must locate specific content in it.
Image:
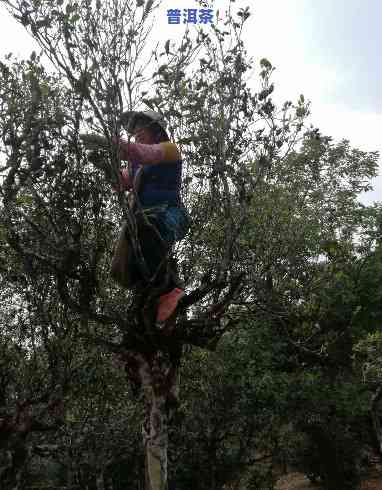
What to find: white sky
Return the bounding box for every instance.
[0,0,381,205]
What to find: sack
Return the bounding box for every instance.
[110,221,136,289]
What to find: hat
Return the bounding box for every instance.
[120,110,167,133]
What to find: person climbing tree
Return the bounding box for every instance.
[80,110,189,325]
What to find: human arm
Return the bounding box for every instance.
[79,133,180,165]
[118,141,180,165]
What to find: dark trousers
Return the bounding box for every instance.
[126,204,189,290]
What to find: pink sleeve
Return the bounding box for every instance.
[119,141,165,164]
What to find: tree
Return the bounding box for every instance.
[1,0,380,489]
[0,248,72,488]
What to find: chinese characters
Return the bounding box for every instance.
[167,8,214,25]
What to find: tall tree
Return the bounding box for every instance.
[1,1,379,489]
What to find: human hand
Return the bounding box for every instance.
[112,169,132,192]
[80,133,108,150]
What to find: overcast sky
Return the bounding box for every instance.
[0,0,381,204]
[245,0,382,204]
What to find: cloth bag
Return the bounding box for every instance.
[110,221,136,288]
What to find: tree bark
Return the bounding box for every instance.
[130,350,178,490]
[143,391,168,490]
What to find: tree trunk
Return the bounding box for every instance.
[131,351,179,490]
[143,392,168,490]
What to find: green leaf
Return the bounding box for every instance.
[35,17,52,29]
[178,137,199,145]
[16,195,33,206]
[260,58,272,70]
[40,82,49,97]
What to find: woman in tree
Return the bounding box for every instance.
[81,110,189,325]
